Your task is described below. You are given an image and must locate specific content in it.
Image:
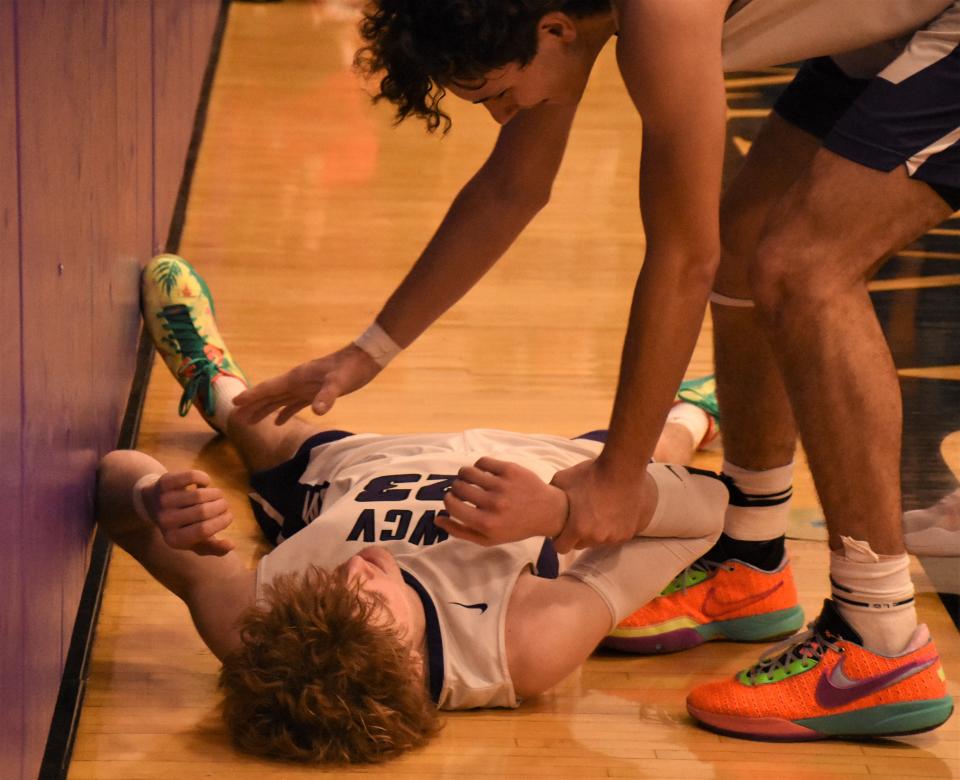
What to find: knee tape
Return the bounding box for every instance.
[710,290,755,308]
[563,465,727,629]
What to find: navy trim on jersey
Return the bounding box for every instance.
[534,539,560,579]
[248,496,284,545]
[294,429,356,456]
[247,429,355,545]
[401,569,445,704]
[575,430,608,443]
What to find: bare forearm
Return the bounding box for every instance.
[600,253,715,475]
[378,175,545,346]
[603,2,726,477]
[98,453,234,598]
[377,103,576,346]
[97,450,252,659]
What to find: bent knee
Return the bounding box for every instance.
[749,231,861,316]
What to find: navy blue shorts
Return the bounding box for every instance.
[774,53,960,210]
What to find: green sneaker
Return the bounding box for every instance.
[140,254,247,430]
[675,374,720,449]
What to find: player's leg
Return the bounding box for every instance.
[587,375,719,465]
[653,375,721,463]
[751,153,951,555]
[745,15,960,662]
[689,129,956,747]
[688,20,960,734]
[511,464,729,694]
[704,60,886,620]
[141,254,324,474]
[652,376,718,463]
[743,154,951,664]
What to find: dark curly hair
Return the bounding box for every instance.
[356,0,612,132]
[220,565,440,764]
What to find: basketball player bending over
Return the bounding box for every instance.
[233,1,958,740]
[95,255,730,763]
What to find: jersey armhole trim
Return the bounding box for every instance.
[401,569,445,704]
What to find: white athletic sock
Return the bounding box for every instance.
[830,535,917,656]
[665,402,710,449]
[721,460,793,541]
[210,375,247,432]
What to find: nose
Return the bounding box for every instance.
[486,102,519,126]
[345,555,369,579]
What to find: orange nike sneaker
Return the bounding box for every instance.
[603,555,804,654]
[687,599,953,740]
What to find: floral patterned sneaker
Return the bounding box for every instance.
[141,254,247,431]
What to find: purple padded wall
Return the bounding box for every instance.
[17,8,115,761]
[0,3,24,778]
[0,2,221,778]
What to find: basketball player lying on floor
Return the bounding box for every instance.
[95,255,727,764]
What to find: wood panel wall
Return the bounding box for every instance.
[0,2,222,779]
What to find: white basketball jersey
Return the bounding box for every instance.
[254,429,602,710]
[721,0,953,71]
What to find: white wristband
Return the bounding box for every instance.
[131,473,163,524]
[353,322,402,368]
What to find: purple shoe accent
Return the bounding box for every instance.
[602,628,705,655]
[687,703,822,740]
[815,656,936,709]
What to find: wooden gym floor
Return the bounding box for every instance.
[71,1,959,777]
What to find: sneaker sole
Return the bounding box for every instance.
[603,605,805,654]
[688,696,954,741]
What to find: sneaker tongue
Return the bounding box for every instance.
[814,598,862,645]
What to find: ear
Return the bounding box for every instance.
[537,12,577,44]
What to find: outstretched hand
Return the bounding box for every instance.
[231,344,381,425]
[549,459,649,553]
[437,457,568,546]
[142,470,235,556]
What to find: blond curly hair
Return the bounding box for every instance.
[219,564,440,763]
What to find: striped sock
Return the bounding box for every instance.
[831,535,917,655]
[721,460,793,540]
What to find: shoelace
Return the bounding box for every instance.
[668,558,733,595]
[745,622,843,683]
[157,304,219,418]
